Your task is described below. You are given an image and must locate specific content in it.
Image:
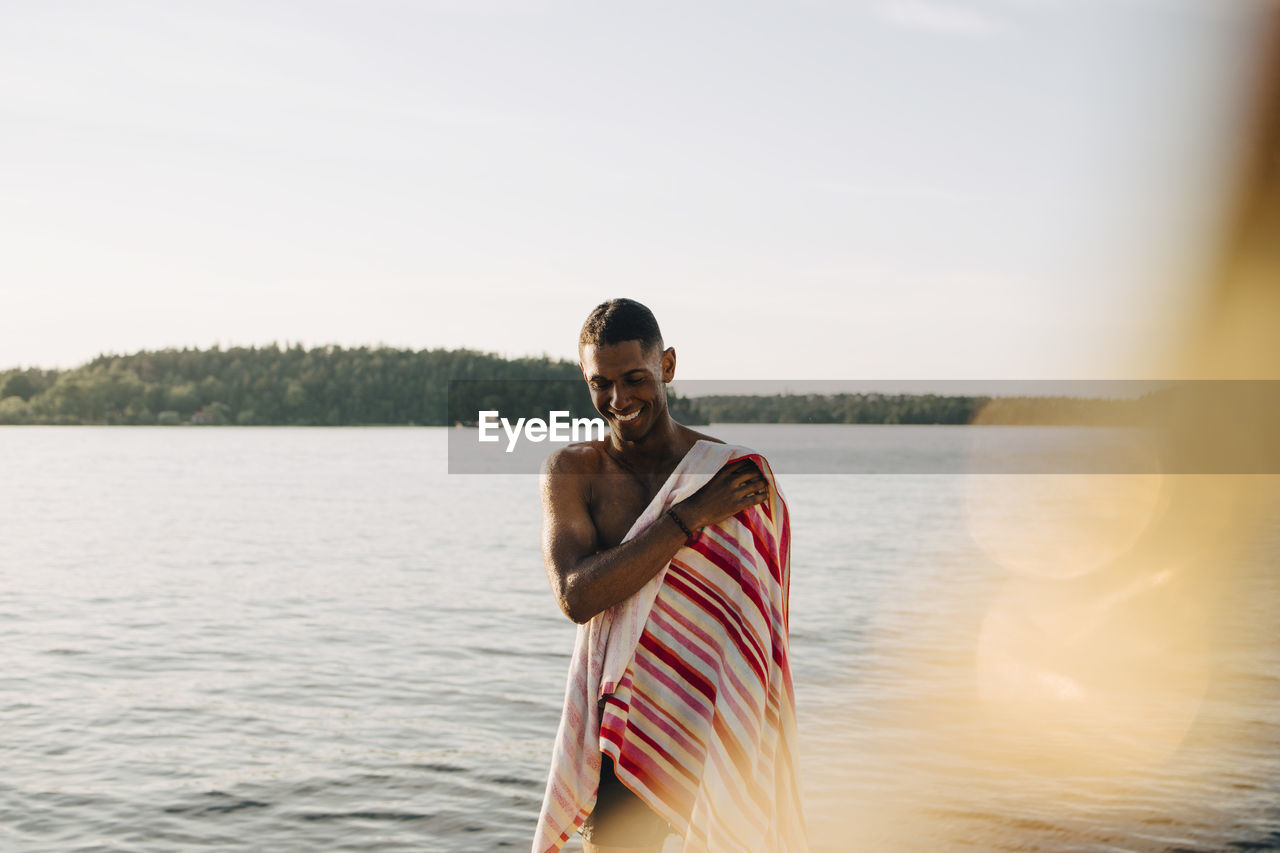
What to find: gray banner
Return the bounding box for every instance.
[446,380,1280,474]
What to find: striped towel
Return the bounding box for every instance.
[534,440,808,852]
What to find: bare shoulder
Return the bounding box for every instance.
[539,443,603,556]
[540,440,609,478]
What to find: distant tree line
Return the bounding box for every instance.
[0,346,1163,427]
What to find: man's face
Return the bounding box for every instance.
[579,340,676,441]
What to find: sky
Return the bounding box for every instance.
[0,0,1268,381]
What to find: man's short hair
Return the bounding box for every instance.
[578,298,664,355]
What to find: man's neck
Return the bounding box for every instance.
[608,417,683,470]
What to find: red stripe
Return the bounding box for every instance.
[647,605,767,723]
[740,507,782,585]
[620,722,698,809]
[620,712,701,786]
[739,503,778,564]
[706,532,774,640]
[662,568,768,688]
[670,553,770,672]
[631,647,713,724]
[645,604,719,674]
[626,667,708,748]
[675,552,771,680]
[681,549,769,652]
[637,630,716,703]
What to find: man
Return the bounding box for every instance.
[534,299,805,853]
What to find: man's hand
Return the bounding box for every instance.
[676,458,769,531]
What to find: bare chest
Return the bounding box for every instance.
[587,474,666,550]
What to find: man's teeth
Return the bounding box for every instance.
[615,410,640,422]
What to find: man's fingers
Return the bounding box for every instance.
[741,473,768,500]
[705,460,768,514]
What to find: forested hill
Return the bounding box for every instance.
[0,345,622,426]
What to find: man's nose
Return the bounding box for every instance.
[611,386,632,411]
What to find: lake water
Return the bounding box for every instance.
[1,426,1277,852]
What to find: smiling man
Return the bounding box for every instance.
[532,299,808,853]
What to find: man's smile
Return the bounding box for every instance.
[613,406,643,423]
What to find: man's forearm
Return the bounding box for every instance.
[558,506,696,624]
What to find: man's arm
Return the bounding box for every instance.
[540,449,767,624]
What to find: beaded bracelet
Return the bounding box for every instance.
[666,507,696,540]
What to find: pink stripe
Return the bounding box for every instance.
[665,562,770,684]
[632,644,712,719]
[649,606,767,724]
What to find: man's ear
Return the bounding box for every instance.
[661,347,676,382]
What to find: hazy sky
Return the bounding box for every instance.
[1,0,1266,379]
